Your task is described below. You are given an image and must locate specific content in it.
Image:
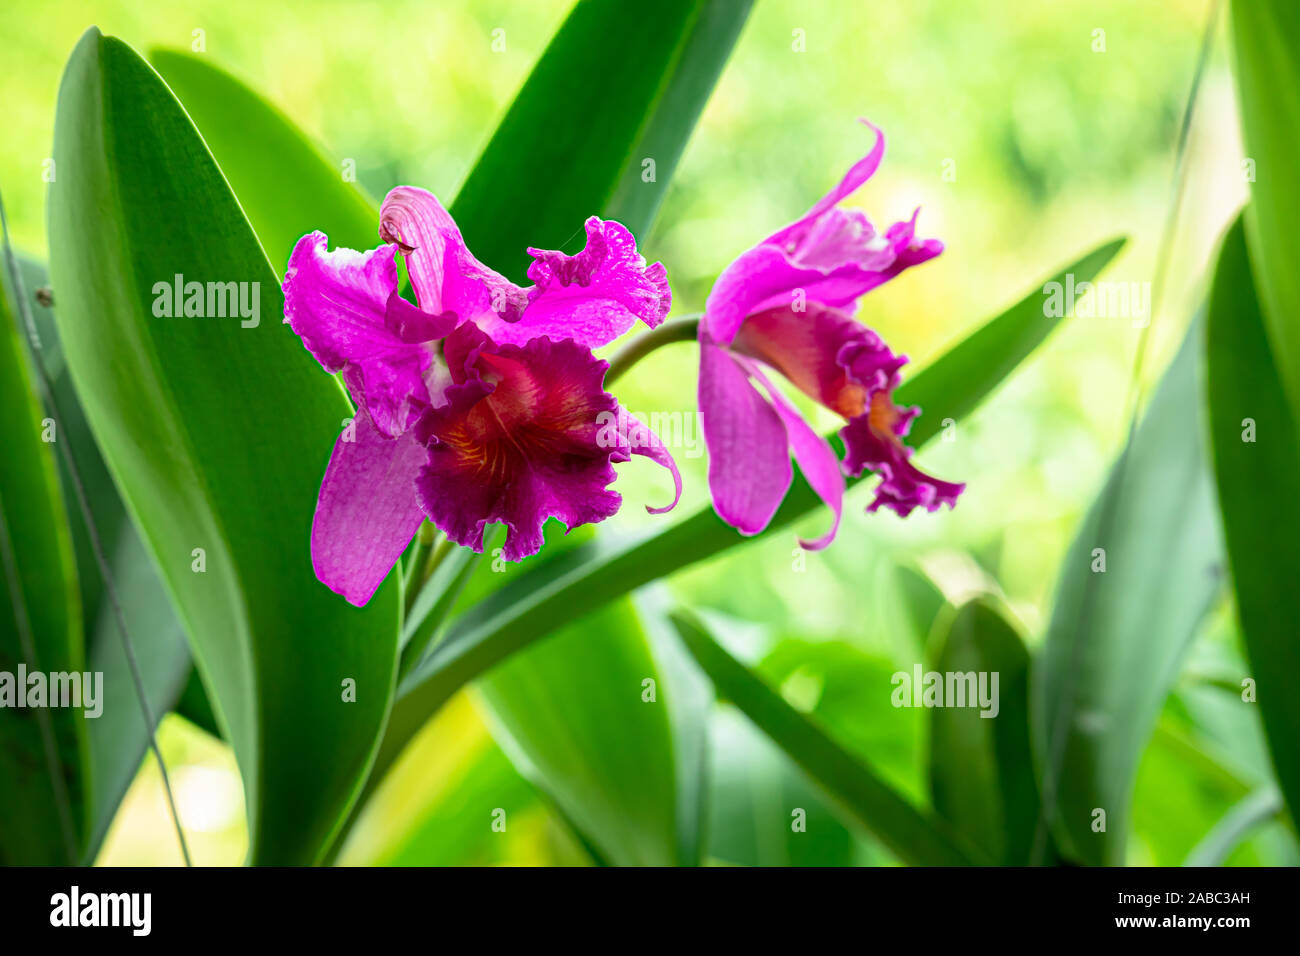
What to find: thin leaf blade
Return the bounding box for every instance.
[668,611,979,866]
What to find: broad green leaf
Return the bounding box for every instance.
[21,254,195,859]
[375,238,1126,789]
[1229,1,1300,419]
[668,611,980,866]
[48,30,400,864]
[1032,315,1223,866]
[928,599,1039,865]
[476,601,683,865]
[82,529,192,859]
[452,0,755,279]
[376,742,543,866]
[0,254,86,865]
[149,49,379,275]
[1205,215,1300,830]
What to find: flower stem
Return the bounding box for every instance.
[605,315,701,385]
[402,521,439,614]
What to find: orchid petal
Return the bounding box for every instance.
[480,217,671,349]
[379,185,527,324]
[384,291,459,344]
[698,338,792,536]
[742,360,844,550]
[768,118,886,246]
[840,397,964,517]
[733,304,905,418]
[284,232,431,436]
[605,410,684,514]
[701,122,940,345]
[310,410,428,607]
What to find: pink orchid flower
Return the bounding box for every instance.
[284,187,680,605]
[698,122,963,549]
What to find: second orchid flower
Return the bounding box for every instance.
[697,122,964,548]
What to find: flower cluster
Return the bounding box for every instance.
[283,124,962,605]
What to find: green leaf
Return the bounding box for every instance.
[378,237,1127,782]
[48,29,400,864]
[1184,787,1283,867]
[757,639,926,804]
[174,663,221,740]
[667,611,980,866]
[476,600,683,865]
[82,528,193,859]
[148,49,379,276]
[1230,0,1300,419]
[928,599,1039,865]
[451,0,755,279]
[706,707,860,866]
[1205,215,1300,830]
[398,541,484,683]
[895,564,947,652]
[374,742,539,866]
[21,254,195,860]
[0,251,86,865]
[1032,314,1223,865]
[637,594,713,867]
[338,692,542,866]
[1133,717,1255,865]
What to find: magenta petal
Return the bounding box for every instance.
[284,232,397,370]
[480,218,671,349]
[768,119,886,245]
[698,339,793,536]
[415,330,623,560]
[702,123,940,345]
[605,410,684,514]
[284,232,432,437]
[733,304,905,418]
[379,186,528,323]
[311,410,428,607]
[840,405,964,517]
[384,291,459,344]
[743,361,844,550]
[703,244,820,346]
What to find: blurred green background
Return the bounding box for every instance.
[3,0,1278,865]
